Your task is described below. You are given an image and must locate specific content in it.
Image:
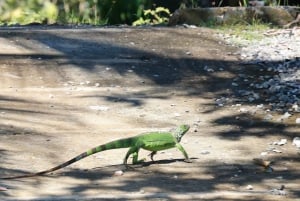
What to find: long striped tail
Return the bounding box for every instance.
[1,153,88,179]
[1,137,135,179]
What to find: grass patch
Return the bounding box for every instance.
[214,21,276,46]
[220,23,270,40]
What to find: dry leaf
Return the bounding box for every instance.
[253,158,272,168]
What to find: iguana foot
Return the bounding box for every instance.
[136,158,146,164]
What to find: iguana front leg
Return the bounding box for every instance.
[149,144,190,162]
[176,143,191,162]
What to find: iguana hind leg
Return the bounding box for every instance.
[123,146,143,165]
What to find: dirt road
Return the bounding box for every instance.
[0,26,299,200]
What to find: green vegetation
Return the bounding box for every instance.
[217,0,295,7]
[217,23,272,44]
[0,0,151,25]
[0,0,58,25]
[133,7,170,26]
[265,0,291,6]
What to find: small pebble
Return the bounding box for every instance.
[260,151,268,156]
[0,186,8,191]
[174,113,181,117]
[246,185,253,190]
[273,139,285,145]
[272,149,282,153]
[89,105,109,111]
[264,114,273,121]
[292,137,300,148]
[113,170,124,176]
[200,150,210,155]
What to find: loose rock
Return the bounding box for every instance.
[246,185,253,190]
[113,170,124,176]
[219,28,300,116]
[292,137,300,148]
[273,139,287,146]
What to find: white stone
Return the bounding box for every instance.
[113,170,124,176]
[292,137,300,148]
[246,185,253,190]
[89,105,109,111]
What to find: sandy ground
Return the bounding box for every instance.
[0,26,299,200]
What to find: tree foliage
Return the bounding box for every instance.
[0,0,58,24]
[0,0,152,25]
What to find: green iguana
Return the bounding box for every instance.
[1,124,190,179]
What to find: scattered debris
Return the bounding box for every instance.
[239,107,248,113]
[174,113,181,117]
[232,82,239,87]
[200,150,210,155]
[253,158,273,172]
[253,158,272,168]
[218,28,300,116]
[271,149,282,153]
[204,65,214,72]
[273,139,287,146]
[269,185,287,196]
[185,51,192,55]
[292,137,300,148]
[246,185,253,190]
[277,112,292,122]
[260,151,268,156]
[264,114,273,121]
[89,105,109,111]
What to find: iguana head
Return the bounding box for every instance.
[173,124,190,142]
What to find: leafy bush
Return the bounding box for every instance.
[133,7,170,26]
[0,0,58,25]
[0,0,152,25]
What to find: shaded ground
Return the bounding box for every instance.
[0,26,299,200]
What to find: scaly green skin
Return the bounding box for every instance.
[1,124,190,179]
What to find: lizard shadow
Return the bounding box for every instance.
[101,157,199,169]
[78,157,199,175]
[2,158,199,180]
[140,157,198,167]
